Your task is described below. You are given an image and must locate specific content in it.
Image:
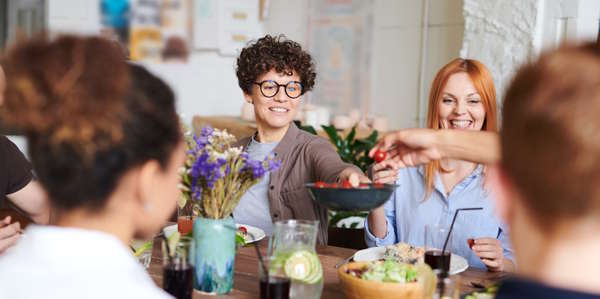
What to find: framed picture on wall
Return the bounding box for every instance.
[0,0,46,49]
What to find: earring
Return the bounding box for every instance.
[143,202,152,212]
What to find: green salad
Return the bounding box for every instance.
[360,260,419,283]
[464,284,498,299]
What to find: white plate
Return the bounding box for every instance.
[163,224,178,239]
[353,246,469,275]
[236,224,266,244]
[162,223,266,244]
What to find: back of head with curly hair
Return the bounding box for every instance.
[1,35,181,211]
[236,34,316,95]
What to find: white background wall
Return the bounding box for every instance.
[255,0,465,129]
[44,0,465,130]
[7,0,599,157]
[35,0,600,133]
[461,0,600,108]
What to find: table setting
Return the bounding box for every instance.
[135,125,509,299]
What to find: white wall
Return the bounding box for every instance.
[47,0,100,34]
[460,0,540,107]
[461,0,600,107]
[142,54,244,124]
[536,0,600,51]
[45,0,465,130]
[263,0,465,129]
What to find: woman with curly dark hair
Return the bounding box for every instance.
[0,35,182,298]
[233,34,369,244]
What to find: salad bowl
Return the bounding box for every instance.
[338,261,435,299]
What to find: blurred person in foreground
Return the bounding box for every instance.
[371,42,600,298]
[0,35,183,298]
[0,65,49,254]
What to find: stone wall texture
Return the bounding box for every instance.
[460,0,541,104]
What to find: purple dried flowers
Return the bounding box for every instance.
[180,125,281,219]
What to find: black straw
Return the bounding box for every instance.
[161,234,175,266]
[441,207,483,269]
[248,231,269,279]
[436,207,482,281]
[224,224,268,280]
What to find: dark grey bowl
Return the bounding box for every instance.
[305,183,398,211]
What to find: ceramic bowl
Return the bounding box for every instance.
[338,262,430,299]
[305,183,398,211]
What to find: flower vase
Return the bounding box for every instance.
[193,216,235,294]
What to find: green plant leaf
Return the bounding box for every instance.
[353,140,370,152]
[235,232,246,248]
[328,211,369,227]
[364,130,379,143]
[321,125,341,147]
[344,126,356,144]
[294,120,318,135]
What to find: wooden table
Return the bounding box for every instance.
[148,238,509,298]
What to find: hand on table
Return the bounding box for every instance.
[0,216,21,254]
[470,237,505,272]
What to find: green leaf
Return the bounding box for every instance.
[321,125,341,146]
[364,130,379,144]
[235,232,246,248]
[352,141,369,152]
[294,120,318,135]
[344,126,356,144]
[328,211,369,227]
[304,126,318,135]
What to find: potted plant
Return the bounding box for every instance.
[179,125,279,294]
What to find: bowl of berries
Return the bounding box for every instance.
[305,180,398,212]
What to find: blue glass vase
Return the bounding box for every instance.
[193,216,235,294]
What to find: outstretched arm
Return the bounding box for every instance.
[369,129,500,167]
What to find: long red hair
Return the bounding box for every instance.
[424,58,498,198]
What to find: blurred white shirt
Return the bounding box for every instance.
[0,225,172,299]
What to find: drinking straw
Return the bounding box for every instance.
[223,224,267,275]
[441,207,483,254]
[435,207,483,296]
[247,230,270,299]
[247,231,269,279]
[161,234,175,267]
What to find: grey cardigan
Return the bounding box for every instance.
[236,123,361,245]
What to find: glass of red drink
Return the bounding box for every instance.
[177,201,195,234]
[259,256,291,299]
[162,236,195,299]
[424,224,452,273]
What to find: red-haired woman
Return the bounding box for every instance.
[365,58,515,272]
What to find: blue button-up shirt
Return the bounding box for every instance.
[364,165,514,269]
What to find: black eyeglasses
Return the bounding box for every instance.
[254,80,303,99]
